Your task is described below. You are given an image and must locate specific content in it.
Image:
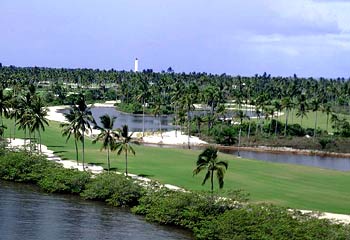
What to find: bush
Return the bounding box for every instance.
[132,189,245,230]
[194,204,350,240]
[0,151,58,183]
[81,173,142,207]
[38,168,91,194]
[287,124,306,137]
[116,102,143,114]
[211,125,238,145]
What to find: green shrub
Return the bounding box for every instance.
[287,124,306,136]
[132,189,244,230]
[211,125,238,145]
[81,173,142,207]
[194,204,350,240]
[38,167,91,194]
[0,151,58,183]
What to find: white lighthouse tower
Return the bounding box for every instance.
[134,58,139,72]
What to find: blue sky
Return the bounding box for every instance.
[1,0,350,78]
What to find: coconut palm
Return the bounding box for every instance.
[0,87,10,138]
[28,96,49,153]
[114,125,137,176]
[193,146,228,193]
[60,111,83,165]
[8,94,22,139]
[296,94,308,127]
[234,110,249,157]
[17,92,34,151]
[282,97,294,136]
[66,94,95,170]
[310,97,321,139]
[92,114,119,172]
[321,102,332,133]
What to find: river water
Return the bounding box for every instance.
[91,107,174,132]
[63,106,350,171]
[0,181,193,240]
[144,143,350,171]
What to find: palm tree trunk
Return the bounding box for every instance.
[159,115,162,139]
[107,147,110,173]
[82,133,85,170]
[24,128,27,151]
[13,116,16,140]
[29,130,32,153]
[142,99,145,137]
[210,170,214,193]
[38,130,42,153]
[74,139,79,165]
[187,109,191,149]
[237,127,241,157]
[313,111,318,140]
[247,119,251,144]
[125,150,128,176]
[274,118,278,136]
[284,110,289,136]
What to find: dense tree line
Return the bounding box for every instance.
[1,64,349,143]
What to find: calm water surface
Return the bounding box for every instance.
[0,181,193,240]
[61,107,175,132]
[144,143,350,171]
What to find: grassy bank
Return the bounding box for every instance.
[3,118,350,214]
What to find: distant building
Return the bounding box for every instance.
[134,58,139,72]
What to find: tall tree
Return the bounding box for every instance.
[60,112,82,166]
[193,147,228,193]
[282,97,294,136]
[0,87,10,138]
[28,96,49,153]
[66,94,95,170]
[321,102,332,133]
[92,114,119,172]
[310,97,321,139]
[114,125,137,176]
[296,94,308,127]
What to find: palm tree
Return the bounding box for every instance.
[282,97,294,136]
[180,83,198,149]
[0,87,10,138]
[60,111,83,165]
[114,125,137,176]
[193,147,228,193]
[321,102,332,133]
[92,114,119,172]
[296,94,308,127]
[234,110,249,157]
[8,95,22,140]
[17,92,34,151]
[310,97,321,139]
[28,96,49,153]
[67,94,95,170]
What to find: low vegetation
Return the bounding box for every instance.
[1,149,350,239]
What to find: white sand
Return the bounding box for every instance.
[6,138,104,174]
[141,130,207,145]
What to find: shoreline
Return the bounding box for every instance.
[47,103,350,157]
[4,138,350,224]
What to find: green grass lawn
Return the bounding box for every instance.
[3,118,350,214]
[277,110,350,132]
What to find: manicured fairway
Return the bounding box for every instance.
[3,119,350,214]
